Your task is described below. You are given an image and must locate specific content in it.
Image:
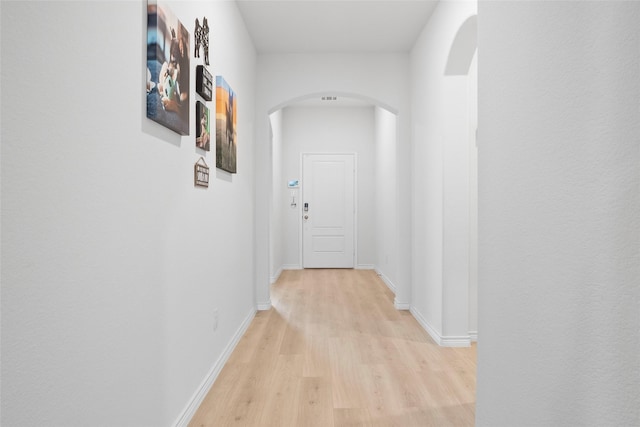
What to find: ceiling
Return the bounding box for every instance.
[235,0,439,54]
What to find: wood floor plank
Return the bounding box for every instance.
[328,337,371,409]
[302,335,332,378]
[189,269,476,426]
[295,377,334,427]
[257,354,303,427]
[333,407,375,427]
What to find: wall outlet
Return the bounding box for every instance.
[213,308,219,332]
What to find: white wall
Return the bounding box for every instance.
[269,110,284,281]
[476,2,639,425]
[1,1,256,426]
[374,108,398,290]
[255,53,412,308]
[410,0,477,345]
[442,73,471,339]
[278,106,375,269]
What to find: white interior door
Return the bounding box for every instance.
[302,154,355,268]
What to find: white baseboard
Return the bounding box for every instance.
[271,265,301,284]
[375,268,397,294]
[469,331,478,342]
[270,267,283,284]
[374,269,406,309]
[440,335,472,347]
[256,300,272,311]
[356,264,375,270]
[394,299,410,310]
[410,306,471,348]
[174,307,256,427]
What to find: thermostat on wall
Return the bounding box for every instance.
[287,180,299,188]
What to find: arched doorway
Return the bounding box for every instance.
[266,93,401,307]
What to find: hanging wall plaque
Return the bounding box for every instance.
[194,157,210,187]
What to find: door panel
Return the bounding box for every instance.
[312,236,345,253]
[302,154,355,268]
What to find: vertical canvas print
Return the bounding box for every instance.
[196,101,210,151]
[146,1,190,135]
[216,76,237,174]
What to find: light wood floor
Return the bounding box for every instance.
[189,269,476,426]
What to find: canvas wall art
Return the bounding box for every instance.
[216,76,237,174]
[195,65,212,101]
[194,17,210,66]
[146,1,190,135]
[196,101,210,151]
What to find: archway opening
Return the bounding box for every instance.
[266,93,400,305]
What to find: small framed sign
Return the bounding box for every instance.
[194,157,210,188]
[196,65,213,101]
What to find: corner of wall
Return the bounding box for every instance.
[410,306,471,347]
[270,266,283,284]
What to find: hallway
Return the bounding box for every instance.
[189,269,476,426]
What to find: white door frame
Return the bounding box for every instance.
[299,152,358,268]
